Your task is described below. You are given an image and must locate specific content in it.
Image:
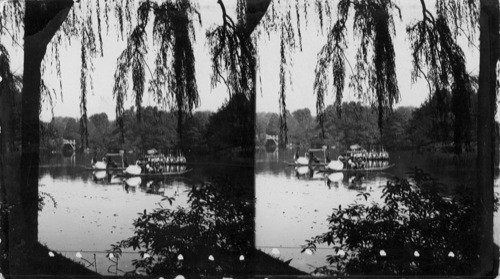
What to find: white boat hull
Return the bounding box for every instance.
[328,172,344,182]
[93,161,106,169]
[295,157,309,165]
[125,177,142,187]
[125,165,142,175]
[93,171,107,180]
[327,160,344,171]
[295,166,310,175]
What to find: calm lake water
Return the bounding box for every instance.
[38,150,500,275]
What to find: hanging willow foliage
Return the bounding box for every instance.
[206,0,256,99]
[1,1,23,48]
[0,0,136,147]
[113,0,200,144]
[314,0,401,137]
[278,23,288,147]
[408,0,477,153]
[113,24,146,141]
[257,0,310,144]
[38,0,135,146]
[80,15,97,149]
[0,43,23,152]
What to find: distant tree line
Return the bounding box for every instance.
[40,94,254,159]
[258,98,490,153]
[40,107,203,154]
[39,96,494,156]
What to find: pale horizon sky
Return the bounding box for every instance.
[5,0,480,121]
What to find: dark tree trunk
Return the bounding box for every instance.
[20,32,45,250]
[0,74,18,275]
[2,0,72,275]
[477,0,499,275]
[245,0,272,34]
[21,0,72,244]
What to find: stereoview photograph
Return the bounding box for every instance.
[0,0,499,278]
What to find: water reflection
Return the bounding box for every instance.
[38,155,304,276]
[255,149,500,274]
[35,151,500,276]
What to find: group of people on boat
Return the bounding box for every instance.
[337,155,367,169]
[142,153,186,164]
[350,150,390,161]
[337,151,389,169]
[293,144,390,171]
[135,153,187,174]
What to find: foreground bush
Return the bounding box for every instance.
[303,168,495,275]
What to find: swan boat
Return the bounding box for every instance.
[284,146,394,172]
[117,168,192,178]
[87,152,142,176]
[87,152,126,171]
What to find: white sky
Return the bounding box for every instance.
[5,0,479,121]
[255,0,479,114]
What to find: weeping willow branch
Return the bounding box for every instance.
[313,0,401,138]
[112,0,201,145]
[408,1,475,153]
[80,21,97,149]
[113,24,146,142]
[279,23,288,147]
[207,0,256,100]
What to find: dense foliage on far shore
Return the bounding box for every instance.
[258,103,413,151]
[258,96,486,153]
[40,107,205,154]
[40,93,255,158]
[42,93,487,156]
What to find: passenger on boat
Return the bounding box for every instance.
[347,158,355,169]
[145,163,154,173]
[157,162,164,173]
[356,158,365,169]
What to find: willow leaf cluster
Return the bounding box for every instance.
[80,15,97,149]
[113,23,146,142]
[207,0,255,99]
[314,0,401,137]
[0,1,23,49]
[0,44,22,151]
[113,0,200,144]
[44,0,134,145]
[408,0,477,153]
[259,0,322,144]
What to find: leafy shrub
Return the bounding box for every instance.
[108,177,254,276]
[303,168,493,275]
